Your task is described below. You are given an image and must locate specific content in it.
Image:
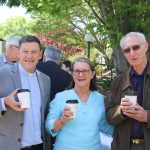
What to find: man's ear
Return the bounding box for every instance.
[39,50,43,60]
[144,42,149,53]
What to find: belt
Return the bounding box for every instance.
[21,143,43,150]
[131,139,144,144]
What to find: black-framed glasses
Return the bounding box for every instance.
[123,43,144,54]
[72,70,91,76]
[11,45,19,49]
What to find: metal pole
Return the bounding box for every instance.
[87,42,91,59]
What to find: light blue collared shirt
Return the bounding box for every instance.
[46,89,114,150]
[18,63,42,148]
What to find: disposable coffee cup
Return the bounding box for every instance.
[125,92,137,106]
[17,89,31,108]
[66,100,78,118]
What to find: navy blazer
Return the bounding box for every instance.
[37,60,72,101]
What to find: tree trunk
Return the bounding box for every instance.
[112,47,129,76]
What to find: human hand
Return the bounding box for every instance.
[122,103,147,122]
[120,97,134,114]
[4,89,25,112]
[61,106,74,123]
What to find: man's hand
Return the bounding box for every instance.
[123,104,147,122]
[120,98,147,122]
[4,89,24,112]
[120,98,133,113]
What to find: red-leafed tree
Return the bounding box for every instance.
[36,31,85,56]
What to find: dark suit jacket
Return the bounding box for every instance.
[37,60,72,101]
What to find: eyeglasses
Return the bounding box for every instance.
[72,70,91,76]
[11,45,19,49]
[123,43,144,54]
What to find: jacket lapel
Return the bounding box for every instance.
[36,70,45,115]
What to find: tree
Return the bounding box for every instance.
[94,0,150,75]
[1,0,150,75]
[0,0,111,64]
[0,16,33,39]
[36,33,85,58]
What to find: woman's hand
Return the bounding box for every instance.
[61,106,74,123]
[53,106,73,131]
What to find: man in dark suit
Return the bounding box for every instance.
[37,46,72,149]
[37,46,72,101]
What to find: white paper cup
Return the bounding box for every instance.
[66,100,78,118]
[17,89,31,108]
[125,95,137,106]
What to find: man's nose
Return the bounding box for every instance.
[26,52,33,58]
[79,71,84,76]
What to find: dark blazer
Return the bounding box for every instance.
[37,60,72,150]
[37,60,72,101]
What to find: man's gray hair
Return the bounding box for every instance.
[44,46,62,62]
[5,36,21,48]
[120,32,147,49]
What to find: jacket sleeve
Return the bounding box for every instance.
[106,79,127,125]
[145,110,150,128]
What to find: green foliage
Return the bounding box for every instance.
[0,0,111,63]
[96,72,116,93]
[0,0,21,7]
[0,0,150,71]
[1,0,150,41]
[106,0,150,46]
[0,16,33,39]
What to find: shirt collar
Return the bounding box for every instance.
[130,64,147,78]
[18,62,36,77]
[3,55,16,64]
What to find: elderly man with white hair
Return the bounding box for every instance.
[106,32,149,150]
[0,36,21,66]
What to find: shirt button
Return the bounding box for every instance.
[18,139,21,142]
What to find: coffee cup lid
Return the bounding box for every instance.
[66,100,78,104]
[124,90,136,96]
[17,89,30,93]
